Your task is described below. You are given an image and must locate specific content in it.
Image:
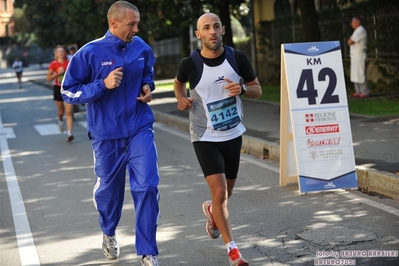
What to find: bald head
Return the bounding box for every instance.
[195,12,225,57]
[196,13,222,31]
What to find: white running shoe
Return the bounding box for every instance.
[202,200,220,239]
[58,120,64,133]
[141,255,159,266]
[102,234,120,260]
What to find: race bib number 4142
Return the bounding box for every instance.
[207,97,241,131]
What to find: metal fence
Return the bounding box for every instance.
[152,37,182,64]
[151,0,398,87]
[258,0,399,60]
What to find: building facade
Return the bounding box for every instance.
[0,0,14,37]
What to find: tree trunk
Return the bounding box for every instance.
[217,0,234,47]
[298,0,321,42]
[181,25,191,57]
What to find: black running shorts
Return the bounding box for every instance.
[193,136,242,179]
[53,85,64,101]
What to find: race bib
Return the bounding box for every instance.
[58,74,64,84]
[207,97,241,131]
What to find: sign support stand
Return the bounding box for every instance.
[279,41,358,194]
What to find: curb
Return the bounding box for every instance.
[153,111,399,201]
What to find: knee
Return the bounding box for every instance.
[212,187,228,205]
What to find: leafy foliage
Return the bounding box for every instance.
[18,0,250,49]
[22,0,112,47]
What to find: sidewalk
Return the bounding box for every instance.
[150,90,399,200]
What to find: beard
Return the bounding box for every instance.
[203,38,222,51]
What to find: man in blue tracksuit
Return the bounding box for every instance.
[61,1,160,265]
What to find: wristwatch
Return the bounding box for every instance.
[240,84,248,95]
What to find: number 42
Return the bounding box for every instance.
[296,68,339,105]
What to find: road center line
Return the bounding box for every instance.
[0,113,40,266]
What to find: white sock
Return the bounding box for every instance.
[226,241,237,253]
[67,131,72,136]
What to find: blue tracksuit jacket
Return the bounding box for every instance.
[61,30,156,140]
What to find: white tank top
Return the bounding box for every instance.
[189,59,246,142]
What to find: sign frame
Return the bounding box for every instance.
[279,41,358,194]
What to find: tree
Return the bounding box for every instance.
[12,7,33,44]
[18,0,250,52]
[21,0,112,48]
[297,0,320,42]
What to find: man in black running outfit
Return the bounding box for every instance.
[173,12,262,266]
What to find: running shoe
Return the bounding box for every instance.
[102,234,120,260]
[202,200,220,239]
[228,248,249,266]
[67,135,74,142]
[141,255,159,266]
[58,120,64,133]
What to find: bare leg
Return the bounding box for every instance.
[64,103,74,134]
[55,100,65,122]
[205,173,235,244]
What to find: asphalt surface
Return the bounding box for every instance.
[2,63,398,175]
[150,90,399,175]
[1,65,399,266]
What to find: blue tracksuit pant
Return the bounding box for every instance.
[92,128,160,255]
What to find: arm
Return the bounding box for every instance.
[136,84,152,103]
[61,56,109,105]
[141,49,156,92]
[136,48,156,103]
[242,78,262,99]
[46,65,64,82]
[347,38,355,46]
[174,77,193,111]
[46,68,55,82]
[234,50,262,99]
[224,77,262,99]
[174,57,194,111]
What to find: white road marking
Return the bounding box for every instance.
[0,113,40,266]
[338,191,399,217]
[33,121,87,136]
[0,127,16,139]
[34,124,63,135]
[78,121,87,129]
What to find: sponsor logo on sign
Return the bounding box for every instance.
[305,112,337,123]
[305,113,314,122]
[305,124,339,135]
[307,137,341,148]
[324,182,336,189]
[309,149,343,160]
[309,150,319,159]
[307,46,319,52]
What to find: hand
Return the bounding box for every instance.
[137,84,152,103]
[177,97,194,111]
[104,67,123,89]
[56,66,65,75]
[224,77,241,96]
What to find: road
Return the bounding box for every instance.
[0,70,398,265]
